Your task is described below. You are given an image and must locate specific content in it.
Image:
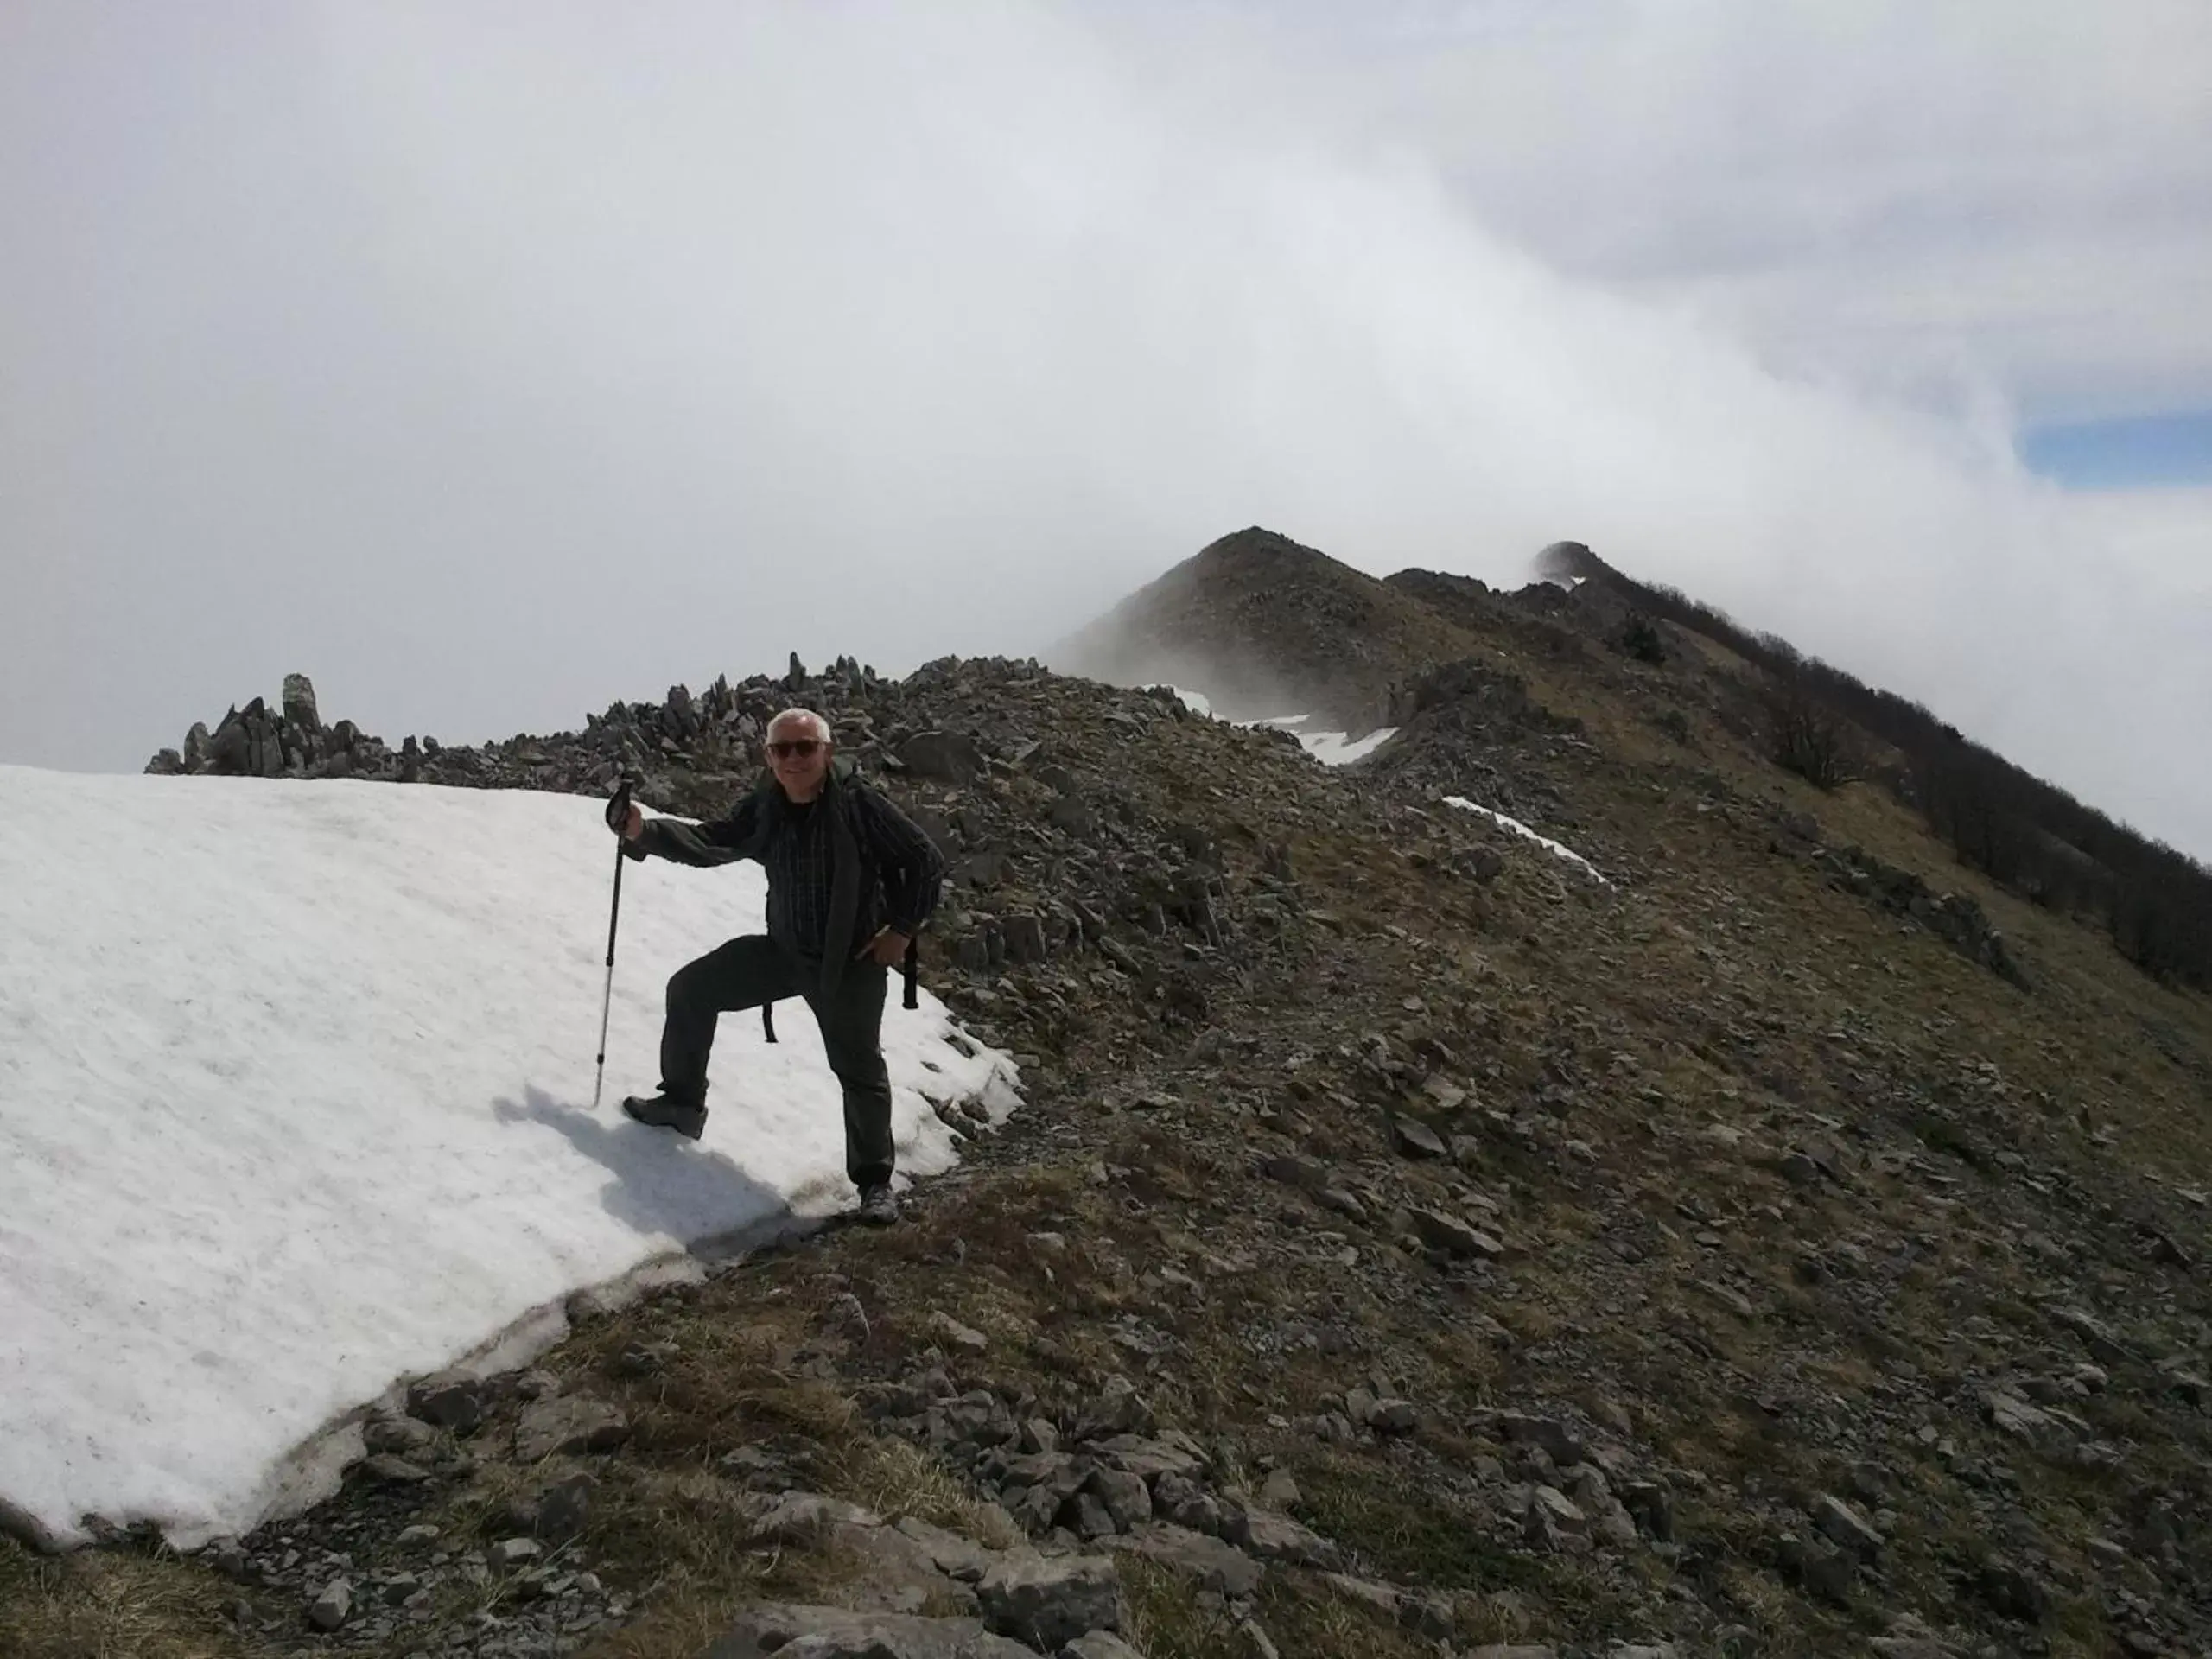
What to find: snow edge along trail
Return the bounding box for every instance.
[0,766,1020,1550]
[1166,689,1400,766]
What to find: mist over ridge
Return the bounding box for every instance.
[2,0,2205,857]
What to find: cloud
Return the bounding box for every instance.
[1,0,2206,859]
[1227,0,2212,423]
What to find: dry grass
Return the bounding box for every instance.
[1119,1555,1450,1659]
[0,1535,244,1659]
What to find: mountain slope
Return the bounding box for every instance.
[1048,526,1478,733]
[7,552,2210,1658]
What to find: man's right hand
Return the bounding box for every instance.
[605,784,643,841]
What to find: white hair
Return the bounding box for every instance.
[766,707,830,743]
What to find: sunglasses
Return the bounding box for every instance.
[766,738,823,759]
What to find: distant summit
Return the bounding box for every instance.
[1049,526,1474,734]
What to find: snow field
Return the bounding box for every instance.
[0,767,1017,1548]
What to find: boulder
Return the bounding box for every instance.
[406,1370,488,1433]
[1114,1522,1262,1599]
[282,673,321,731]
[976,1553,1122,1649]
[513,1393,629,1462]
[900,730,988,784]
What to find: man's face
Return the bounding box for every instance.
[766,716,831,800]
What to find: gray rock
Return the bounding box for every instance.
[1496,1412,1586,1467]
[1362,1397,1415,1433]
[1778,1533,1855,1605]
[1981,1389,2063,1444]
[1072,1377,1155,1441]
[282,673,320,731]
[896,1516,1006,1582]
[1001,913,1049,963]
[1812,1493,1883,1560]
[1260,1154,1329,1190]
[1522,1484,1588,1554]
[901,730,988,784]
[2046,1303,2137,1365]
[1402,1592,1455,1638]
[1410,1207,1501,1258]
[825,1291,872,1343]
[931,1312,991,1354]
[1089,1433,1202,1483]
[1060,1635,1143,1659]
[360,1453,433,1484]
[836,1522,983,1618]
[363,1414,437,1455]
[1150,1471,1223,1534]
[1466,1648,1558,1659]
[1228,1505,1337,1567]
[514,1394,629,1462]
[1693,1278,1757,1319]
[1090,1468,1153,1531]
[534,1472,594,1543]
[747,1491,884,1542]
[707,1603,1043,1658]
[1392,1117,1447,1159]
[1006,1484,1061,1537]
[308,1578,352,1631]
[407,1370,488,1432]
[1977,1555,2050,1621]
[1115,1522,1263,1599]
[1622,1481,1673,1541]
[1319,1572,1401,1618]
[490,1536,540,1567]
[976,1553,1121,1649]
[1067,1492,1117,1541]
[991,1452,1088,1507]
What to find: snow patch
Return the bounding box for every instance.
[0,766,1019,1548]
[1444,795,1611,886]
[1255,713,1400,766]
[1165,693,1397,766]
[1294,726,1400,766]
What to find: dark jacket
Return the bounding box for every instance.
[625,759,944,995]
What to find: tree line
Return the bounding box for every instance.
[1545,543,2212,988]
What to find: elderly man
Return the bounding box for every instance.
[610,708,944,1225]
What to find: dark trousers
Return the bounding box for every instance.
[659,935,895,1192]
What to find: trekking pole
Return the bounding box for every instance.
[592,779,632,1110]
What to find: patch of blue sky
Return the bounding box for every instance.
[2018,410,2212,489]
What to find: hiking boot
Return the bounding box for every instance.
[857,1183,900,1226]
[621,1094,706,1141]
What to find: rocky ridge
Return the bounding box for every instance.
[16,543,2208,1659]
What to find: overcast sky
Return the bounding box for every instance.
[3,1,2208,857]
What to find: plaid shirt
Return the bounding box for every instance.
[636,775,944,960]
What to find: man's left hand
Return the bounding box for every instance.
[856,927,912,967]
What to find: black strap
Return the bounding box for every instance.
[762,942,916,1037]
